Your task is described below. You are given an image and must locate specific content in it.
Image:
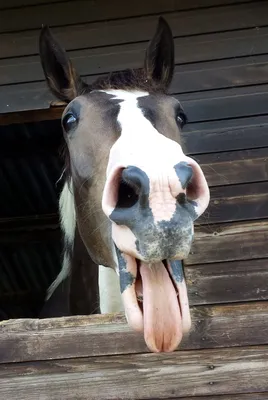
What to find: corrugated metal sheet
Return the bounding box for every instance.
[0,119,64,319]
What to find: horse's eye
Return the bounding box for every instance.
[62,112,78,132]
[176,111,187,129]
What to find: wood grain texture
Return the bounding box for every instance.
[2,52,268,115]
[1,27,268,88]
[0,345,267,399]
[200,181,268,224]
[187,220,268,265]
[0,99,63,124]
[170,55,268,94]
[1,2,267,58]
[195,148,268,187]
[180,85,268,123]
[1,2,268,116]
[183,116,268,154]
[0,0,68,8]
[1,302,268,363]
[3,52,268,98]
[186,258,268,305]
[166,394,268,400]
[2,25,268,113]
[0,0,256,33]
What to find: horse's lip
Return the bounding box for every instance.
[118,252,192,348]
[134,258,179,303]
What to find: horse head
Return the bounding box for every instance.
[39,17,210,352]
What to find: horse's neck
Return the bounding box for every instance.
[98,265,124,313]
[58,178,123,315]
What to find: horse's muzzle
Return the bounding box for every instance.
[102,159,209,261]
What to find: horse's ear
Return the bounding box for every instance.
[39,26,86,103]
[144,17,174,89]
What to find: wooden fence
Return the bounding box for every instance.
[1,307,268,399]
[0,0,268,398]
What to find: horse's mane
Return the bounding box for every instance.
[86,68,167,93]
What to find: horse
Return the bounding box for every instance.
[39,16,210,353]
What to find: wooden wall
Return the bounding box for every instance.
[0,0,268,398]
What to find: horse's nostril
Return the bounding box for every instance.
[116,166,149,209]
[177,193,186,205]
[117,178,139,208]
[174,162,193,190]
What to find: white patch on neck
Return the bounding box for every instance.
[98,241,122,313]
[98,265,124,313]
[46,180,76,300]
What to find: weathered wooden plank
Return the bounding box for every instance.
[179,85,268,123]
[187,220,268,265]
[0,0,257,33]
[1,2,267,58]
[85,56,268,97]
[2,47,268,114]
[199,181,268,224]
[195,148,268,187]
[186,258,268,305]
[0,110,47,126]
[1,26,268,90]
[0,0,68,8]
[0,0,256,11]
[183,116,268,154]
[0,345,267,399]
[2,55,268,106]
[171,394,268,400]
[0,302,268,363]
[170,55,268,94]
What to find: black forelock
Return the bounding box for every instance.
[79,68,168,96]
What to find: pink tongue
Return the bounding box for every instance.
[140,261,183,352]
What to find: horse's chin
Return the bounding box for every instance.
[118,253,191,353]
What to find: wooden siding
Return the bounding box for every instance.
[0,0,268,399]
[0,311,268,398]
